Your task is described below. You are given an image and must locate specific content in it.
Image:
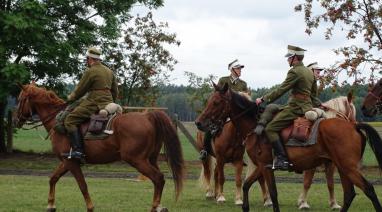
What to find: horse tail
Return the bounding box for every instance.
[356,122,382,169]
[150,111,185,200]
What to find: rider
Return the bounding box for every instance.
[255,45,321,170]
[199,59,249,160]
[307,62,325,94]
[64,47,119,160]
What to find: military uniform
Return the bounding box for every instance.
[218,76,248,92]
[264,61,319,142]
[255,45,322,170]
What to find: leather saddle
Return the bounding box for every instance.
[280,117,313,143]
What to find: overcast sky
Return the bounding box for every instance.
[133,0,366,89]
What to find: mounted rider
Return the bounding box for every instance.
[199,59,249,160]
[255,45,322,170]
[64,47,119,160]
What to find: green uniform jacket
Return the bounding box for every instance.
[64,61,118,132]
[263,62,320,114]
[68,61,118,110]
[218,76,248,92]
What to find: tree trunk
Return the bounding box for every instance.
[0,101,6,152]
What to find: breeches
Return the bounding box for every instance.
[64,104,98,133]
[264,108,300,143]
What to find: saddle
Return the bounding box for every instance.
[54,102,122,140]
[280,117,313,143]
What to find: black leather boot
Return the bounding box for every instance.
[65,130,85,161]
[199,131,213,161]
[268,139,290,171]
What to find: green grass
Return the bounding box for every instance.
[0,175,380,212]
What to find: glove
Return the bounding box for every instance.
[254,124,265,135]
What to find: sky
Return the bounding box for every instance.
[132,0,366,89]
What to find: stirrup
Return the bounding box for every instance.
[199,150,208,161]
[62,148,85,161]
[265,160,292,171]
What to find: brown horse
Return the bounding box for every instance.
[362,78,382,117]
[196,122,270,205]
[15,83,185,212]
[195,83,382,212]
[196,92,269,205]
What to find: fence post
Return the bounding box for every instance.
[6,110,13,153]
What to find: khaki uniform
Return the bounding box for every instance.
[218,76,248,92]
[263,62,320,142]
[64,61,118,132]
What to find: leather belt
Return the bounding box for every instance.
[92,88,111,92]
[291,93,310,100]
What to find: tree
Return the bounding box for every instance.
[104,12,180,106]
[184,71,216,114]
[0,0,163,152]
[295,0,382,86]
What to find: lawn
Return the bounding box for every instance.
[0,175,380,212]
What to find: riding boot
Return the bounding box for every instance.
[268,139,290,171]
[199,131,213,161]
[66,129,85,161]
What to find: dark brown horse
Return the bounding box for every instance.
[15,83,184,212]
[362,78,382,117]
[195,83,382,212]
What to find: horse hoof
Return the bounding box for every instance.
[264,199,273,207]
[298,201,310,210]
[216,195,226,203]
[87,207,94,212]
[205,191,215,199]
[46,208,56,212]
[235,199,243,205]
[330,202,341,210]
[154,206,168,212]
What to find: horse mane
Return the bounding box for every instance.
[24,84,65,106]
[230,90,258,117]
[323,96,356,120]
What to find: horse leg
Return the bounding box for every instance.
[325,162,341,210]
[233,160,244,205]
[259,175,272,207]
[297,168,315,210]
[47,162,68,212]
[338,171,356,212]
[339,168,382,212]
[215,158,226,203]
[65,160,94,212]
[263,169,280,212]
[131,160,166,212]
[199,156,214,199]
[242,166,262,212]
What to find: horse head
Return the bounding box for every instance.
[195,82,231,133]
[15,83,65,128]
[195,82,258,133]
[15,83,38,127]
[362,79,382,117]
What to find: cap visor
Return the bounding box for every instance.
[285,53,294,57]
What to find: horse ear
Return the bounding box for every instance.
[222,83,229,93]
[347,91,353,103]
[211,80,218,90]
[16,82,26,90]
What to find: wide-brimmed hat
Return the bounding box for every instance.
[86,47,102,59]
[228,59,244,70]
[285,45,306,57]
[307,62,325,71]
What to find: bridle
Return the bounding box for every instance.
[205,91,258,136]
[17,92,67,130]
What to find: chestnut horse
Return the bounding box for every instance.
[195,83,382,212]
[362,78,382,117]
[196,92,269,205]
[15,83,185,212]
[196,122,270,206]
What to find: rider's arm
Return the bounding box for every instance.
[111,74,118,102]
[68,69,92,101]
[263,69,299,103]
[311,80,322,107]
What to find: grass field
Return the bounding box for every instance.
[0,175,381,212]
